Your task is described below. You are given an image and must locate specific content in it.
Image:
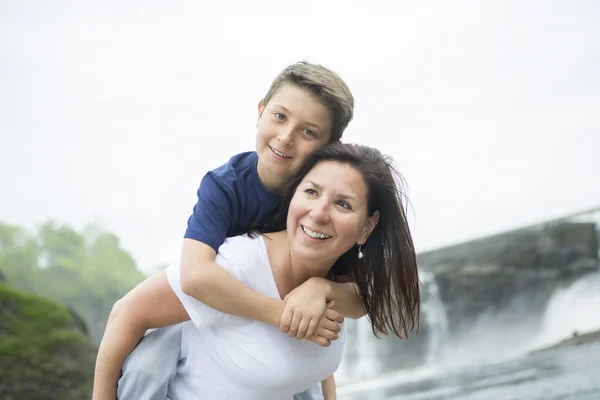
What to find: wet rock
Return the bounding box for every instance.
[531,329,600,353]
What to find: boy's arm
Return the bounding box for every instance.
[181,172,289,328]
[180,239,342,346]
[322,375,336,400]
[92,271,190,400]
[179,238,284,326]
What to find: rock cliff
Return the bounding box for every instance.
[0,283,96,400]
[339,221,600,381]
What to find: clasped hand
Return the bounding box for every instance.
[279,277,344,347]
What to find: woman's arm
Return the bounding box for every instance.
[321,374,337,400]
[327,279,365,319]
[92,271,190,400]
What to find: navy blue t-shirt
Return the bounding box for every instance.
[184,151,282,252]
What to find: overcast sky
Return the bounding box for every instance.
[1,1,599,272]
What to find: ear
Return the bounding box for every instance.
[358,210,380,245]
[257,99,266,122]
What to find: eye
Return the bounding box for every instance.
[274,112,286,121]
[336,200,352,210]
[302,128,318,138]
[304,188,318,196]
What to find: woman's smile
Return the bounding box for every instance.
[300,225,332,240]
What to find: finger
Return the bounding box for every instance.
[325,309,344,324]
[296,317,309,339]
[309,335,331,347]
[320,318,341,334]
[280,307,292,333]
[304,317,319,340]
[326,300,335,309]
[288,312,302,338]
[316,327,339,341]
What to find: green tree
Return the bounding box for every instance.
[0,220,146,343]
[0,222,41,293]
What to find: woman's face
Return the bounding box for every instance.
[286,160,379,267]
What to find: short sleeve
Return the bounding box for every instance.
[184,172,238,252]
[165,261,228,330]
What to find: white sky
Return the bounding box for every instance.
[1,1,599,273]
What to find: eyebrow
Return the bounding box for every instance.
[275,105,323,131]
[305,181,358,202]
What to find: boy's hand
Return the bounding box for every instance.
[280,277,330,339]
[308,304,344,347]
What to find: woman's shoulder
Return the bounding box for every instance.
[221,233,264,251]
[215,234,277,293]
[217,234,268,270]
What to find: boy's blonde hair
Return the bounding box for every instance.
[263,61,354,143]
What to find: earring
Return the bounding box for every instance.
[357,244,364,259]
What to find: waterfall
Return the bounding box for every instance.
[420,271,449,364]
[336,317,380,385]
[533,270,600,348]
[335,210,600,393]
[336,271,449,385]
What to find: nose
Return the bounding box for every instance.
[277,127,295,147]
[309,200,330,224]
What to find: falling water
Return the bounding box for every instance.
[420,271,449,364]
[336,272,449,385]
[336,317,381,385]
[533,270,600,349]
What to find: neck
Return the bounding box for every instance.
[265,231,334,298]
[256,160,286,194]
[288,248,332,287]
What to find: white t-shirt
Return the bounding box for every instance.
[165,234,346,400]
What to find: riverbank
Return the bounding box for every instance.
[530,329,600,354]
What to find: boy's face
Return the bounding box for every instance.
[255,84,333,193]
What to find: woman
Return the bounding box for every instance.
[95,143,420,399]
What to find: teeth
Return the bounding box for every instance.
[302,225,331,239]
[271,147,290,158]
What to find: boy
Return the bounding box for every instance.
[93,61,365,400]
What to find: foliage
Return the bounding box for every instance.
[0,220,146,343]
